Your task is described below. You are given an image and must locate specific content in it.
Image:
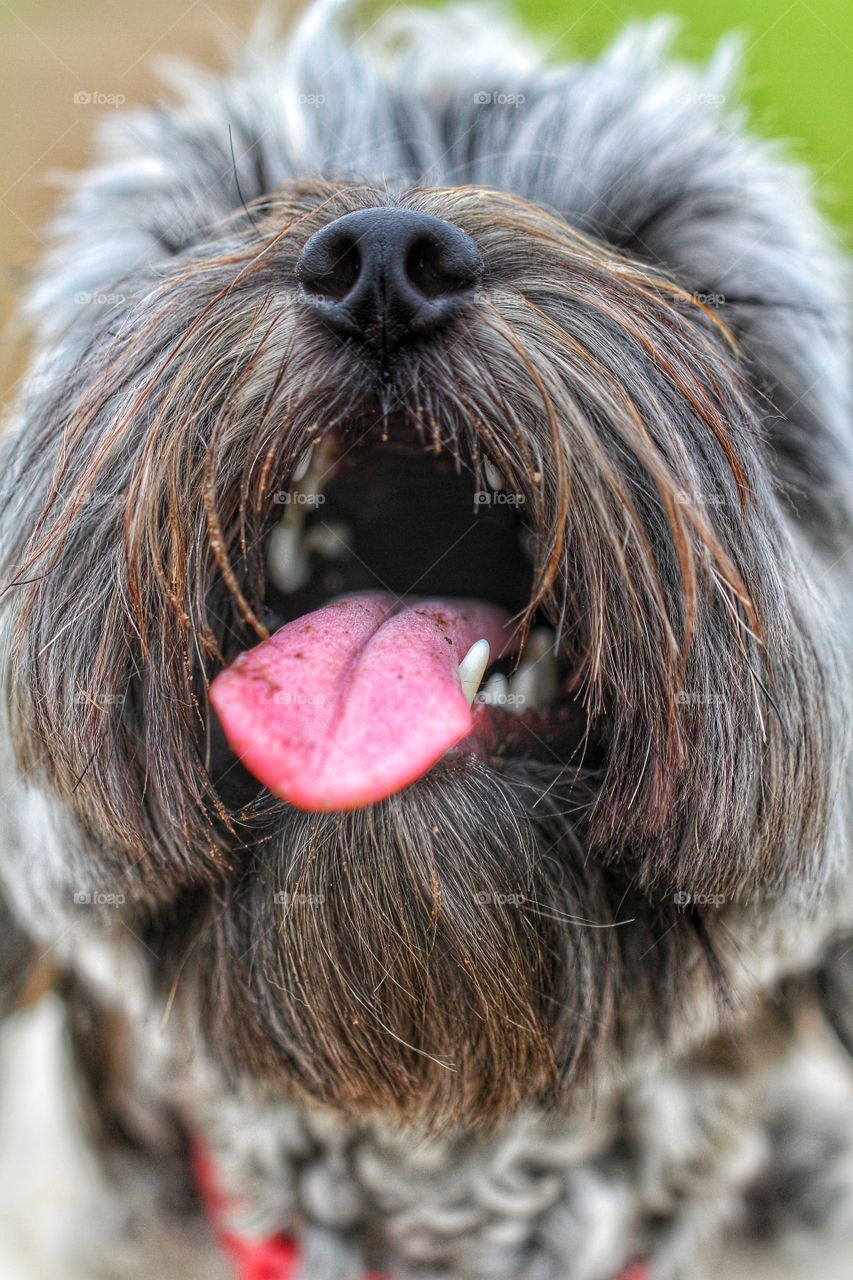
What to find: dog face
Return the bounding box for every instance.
[0,4,849,1131]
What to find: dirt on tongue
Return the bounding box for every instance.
[210,592,514,811]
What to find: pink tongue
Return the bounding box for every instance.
[210,592,512,811]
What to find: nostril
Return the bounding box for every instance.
[405,237,449,298]
[299,235,361,303]
[405,235,479,299]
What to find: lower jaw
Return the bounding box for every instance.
[466,689,594,765]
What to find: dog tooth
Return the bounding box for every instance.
[510,633,559,713]
[519,526,536,563]
[292,444,314,483]
[484,459,505,491]
[508,662,541,714]
[524,627,557,662]
[480,672,509,706]
[268,518,310,593]
[527,629,560,703]
[293,439,335,504]
[312,438,336,482]
[458,639,491,708]
[304,522,352,561]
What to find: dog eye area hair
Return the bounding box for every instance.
[0,1,850,1278]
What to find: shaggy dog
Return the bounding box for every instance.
[0,2,851,1276]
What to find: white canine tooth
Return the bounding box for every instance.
[292,444,314,483]
[268,518,310,593]
[484,459,505,491]
[480,672,509,706]
[458,638,491,708]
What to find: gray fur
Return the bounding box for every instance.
[0,1,851,1276]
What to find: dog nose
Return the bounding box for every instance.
[296,208,483,351]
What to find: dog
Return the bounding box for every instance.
[0,1,851,1276]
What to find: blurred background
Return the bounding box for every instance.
[0,0,850,389]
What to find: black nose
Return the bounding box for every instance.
[296,209,483,352]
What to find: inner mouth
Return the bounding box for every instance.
[210,423,591,811]
[265,428,534,616]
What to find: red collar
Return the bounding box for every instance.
[194,1145,650,1280]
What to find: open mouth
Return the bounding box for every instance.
[211,422,591,811]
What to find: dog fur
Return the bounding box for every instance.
[0,2,851,1275]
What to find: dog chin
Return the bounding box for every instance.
[177,754,689,1132]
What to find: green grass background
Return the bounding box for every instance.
[518,0,852,234]
[2,0,851,233]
